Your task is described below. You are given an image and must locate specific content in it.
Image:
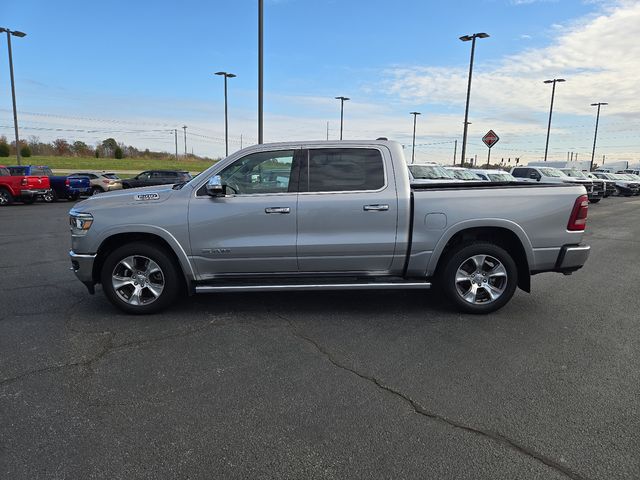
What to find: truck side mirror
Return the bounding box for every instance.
[206,175,225,197]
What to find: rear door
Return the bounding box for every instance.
[296,147,398,273]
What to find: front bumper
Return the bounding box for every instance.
[555,245,590,273]
[69,250,96,293]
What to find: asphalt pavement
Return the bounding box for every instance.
[1,197,639,480]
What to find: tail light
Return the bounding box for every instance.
[102,179,110,184]
[65,178,70,186]
[21,178,28,186]
[567,194,588,231]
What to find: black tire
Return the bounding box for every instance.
[67,193,80,201]
[91,186,103,195]
[0,188,13,206]
[21,196,36,205]
[589,198,601,204]
[100,242,181,314]
[121,182,130,189]
[42,190,57,203]
[440,242,518,314]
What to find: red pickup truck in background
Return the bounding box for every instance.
[0,165,52,206]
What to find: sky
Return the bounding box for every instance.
[0,0,639,165]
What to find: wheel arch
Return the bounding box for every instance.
[92,230,195,288]
[429,222,532,293]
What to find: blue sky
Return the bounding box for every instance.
[1,0,638,164]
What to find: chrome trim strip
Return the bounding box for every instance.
[195,282,431,293]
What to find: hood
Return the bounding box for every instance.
[72,184,177,212]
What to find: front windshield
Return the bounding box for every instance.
[561,169,587,179]
[409,165,455,180]
[539,167,565,178]
[488,172,516,182]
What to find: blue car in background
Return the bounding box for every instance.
[8,165,91,202]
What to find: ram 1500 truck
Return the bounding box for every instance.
[0,165,52,205]
[69,140,591,315]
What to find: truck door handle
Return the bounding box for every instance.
[363,204,389,211]
[265,207,291,214]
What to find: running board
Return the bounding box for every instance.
[195,281,431,294]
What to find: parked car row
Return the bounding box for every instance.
[0,167,193,206]
[407,162,640,203]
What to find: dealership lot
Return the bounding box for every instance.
[1,199,639,479]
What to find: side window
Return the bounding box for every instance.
[151,171,165,179]
[218,150,295,195]
[138,172,151,180]
[32,167,46,176]
[511,168,528,178]
[302,148,385,192]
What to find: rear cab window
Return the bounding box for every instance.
[300,148,385,192]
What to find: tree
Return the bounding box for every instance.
[114,146,123,159]
[20,145,32,157]
[0,142,9,157]
[72,140,92,157]
[101,138,118,157]
[52,138,70,156]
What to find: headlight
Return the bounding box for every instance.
[69,212,94,235]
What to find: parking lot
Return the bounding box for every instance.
[1,197,639,480]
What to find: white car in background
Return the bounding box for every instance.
[407,163,462,184]
[444,166,484,181]
[69,171,123,195]
[469,169,518,182]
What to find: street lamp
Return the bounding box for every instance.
[215,71,236,157]
[543,78,565,162]
[409,112,421,164]
[335,96,350,140]
[0,27,27,165]
[459,32,489,167]
[258,0,264,144]
[590,102,608,171]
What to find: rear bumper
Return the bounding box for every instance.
[21,188,51,197]
[69,250,96,292]
[556,244,590,272]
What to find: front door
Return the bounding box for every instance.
[188,149,300,278]
[296,147,398,273]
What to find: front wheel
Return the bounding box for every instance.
[100,242,181,314]
[42,190,57,203]
[440,242,518,314]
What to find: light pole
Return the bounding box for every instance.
[459,32,489,167]
[335,96,350,140]
[590,102,607,172]
[1,27,27,165]
[409,112,421,164]
[258,0,264,144]
[215,71,236,157]
[543,78,565,162]
[182,125,187,156]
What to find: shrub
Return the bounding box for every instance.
[114,146,123,159]
[20,145,31,157]
[0,142,9,157]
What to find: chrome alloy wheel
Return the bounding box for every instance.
[0,191,9,205]
[455,254,508,305]
[111,255,165,306]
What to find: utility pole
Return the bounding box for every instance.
[258,0,264,144]
[174,129,178,160]
[590,102,608,172]
[1,27,27,165]
[543,78,566,161]
[459,32,489,167]
[326,121,329,140]
[240,134,243,150]
[570,152,573,162]
[602,154,605,165]
[453,139,457,166]
[409,112,421,164]
[182,126,187,156]
[335,96,350,140]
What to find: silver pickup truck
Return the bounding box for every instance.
[69,140,590,315]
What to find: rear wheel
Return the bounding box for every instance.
[0,188,13,206]
[91,186,103,195]
[100,242,181,314]
[42,190,57,203]
[440,242,518,314]
[67,193,80,201]
[589,198,601,204]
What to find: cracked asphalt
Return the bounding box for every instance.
[1,198,639,480]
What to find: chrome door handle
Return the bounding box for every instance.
[363,204,389,211]
[265,207,291,214]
